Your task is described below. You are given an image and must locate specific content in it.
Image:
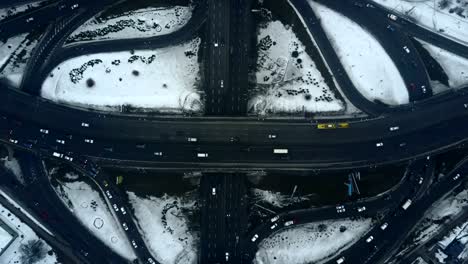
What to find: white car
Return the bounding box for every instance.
[9,139,18,144]
[389,126,399,131]
[113,204,119,211]
[26,17,34,22]
[336,205,345,213]
[387,13,398,21]
[220,80,224,88]
[56,139,65,144]
[268,134,277,139]
[84,139,94,144]
[270,223,278,230]
[271,216,279,222]
[106,191,112,199]
[147,258,155,264]
[453,173,461,180]
[81,122,89,127]
[225,252,229,261]
[187,137,198,142]
[403,46,410,53]
[64,156,73,161]
[214,43,219,47]
[154,152,163,156]
[366,236,374,243]
[380,222,388,230]
[357,206,366,212]
[284,220,294,227]
[197,153,208,158]
[71,4,79,9]
[131,240,138,248]
[212,188,216,195]
[52,152,63,158]
[336,257,345,264]
[251,234,259,242]
[39,129,49,134]
[120,207,127,215]
[421,85,427,93]
[122,222,128,231]
[418,177,424,184]
[376,142,384,147]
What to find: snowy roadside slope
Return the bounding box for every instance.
[128,192,198,264]
[67,6,192,44]
[254,218,373,264]
[41,38,202,113]
[417,39,468,90]
[54,180,136,260]
[309,1,409,106]
[0,1,46,21]
[250,20,344,114]
[0,203,58,264]
[371,0,468,45]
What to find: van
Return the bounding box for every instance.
[197,153,208,158]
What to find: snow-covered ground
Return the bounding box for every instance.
[0,203,58,264]
[67,6,192,44]
[53,180,136,260]
[0,1,46,21]
[41,38,203,113]
[417,39,468,93]
[435,220,468,261]
[250,20,344,114]
[128,191,198,264]
[0,222,13,253]
[1,156,25,185]
[254,218,373,264]
[371,0,468,45]
[251,188,312,209]
[0,33,36,87]
[309,1,409,106]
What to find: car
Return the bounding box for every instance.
[56,139,65,144]
[212,188,216,195]
[9,139,18,144]
[39,129,49,134]
[147,258,155,264]
[270,223,278,229]
[336,207,346,213]
[453,173,461,180]
[104,147,113,152]
[187,137,198,142]
[421,85,427,93]
[354,2,364,7]
[268,134,277,139]
[366,236,374,243]
[418,177,424,184]
[84,139,94,144]
[71,4,79,9]
[26,17,34,22]
[122,222,128,231]
[380,222,388,230]
[271,216,279,222]
[284,220,294,227]
[220,80,224,88]
[81,122,89,127]
[136,144,145,149]
[120,207,127,215]
[106,191,112,199]
[154,152,163,156]
[376,142,384,147]
[131,240,138,248]
[366,3,375,8]
[403,46,410,53]
[357,206,366,212]
[317,123,336,129]
[336,257,345,264]
[113,204,118,211]
[64,156,73,161]
[464,103,468,109]
[23,142,33,149]
[387,13,398,21]
[251,234,259,242]
[103,180,109,187]
[214,43,219,47]
[389,126,399,131]
[399,142,407,147]
[197,153,208,158]
[229,136,240,143]
[52,152,63,158]
[386,25,395,31]
[225,252,229,261]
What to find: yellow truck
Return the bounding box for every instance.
[317,122,349,129]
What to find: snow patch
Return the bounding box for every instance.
[1,156,25,185]
[309,1,409,105]
[251,188,311,208]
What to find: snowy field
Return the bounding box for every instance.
[42,38,203,113]
[0,1,45,21]
[0,203,58,264]
[251,188,312,209]
[128,192,198,264]
[67,6,192,44]
[371,0,468,45]
[54,180,136,260]
[0,33,37,87]
[1,156,25,185]
[436,220,468,261]
[254,218,373,264]
[250,20,344,114]
[309,1,409,106]
[417,39,468,93]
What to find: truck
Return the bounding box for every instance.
[402,199,412,210]
[273,149,288,154]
